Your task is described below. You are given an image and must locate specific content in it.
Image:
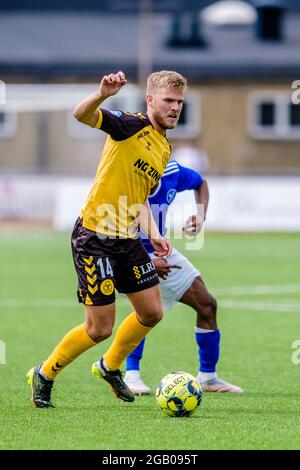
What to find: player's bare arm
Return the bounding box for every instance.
[183,179,209,235]
[139,200,172,257]
[73,71,127,127]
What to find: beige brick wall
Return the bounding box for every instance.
[193,81,300,174]
[0,110,105,175]
[0,112,39,172]
[1,81,299,175]
[47,111,103,174]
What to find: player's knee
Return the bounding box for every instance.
[139,308,163,327]
[86,325,112,343]
[199,294,217,320]
[208,295,217,316]
[151,309,164,325]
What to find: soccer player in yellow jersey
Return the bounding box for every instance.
[27,70,187,407]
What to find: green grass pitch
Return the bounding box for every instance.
[0,232,300,450]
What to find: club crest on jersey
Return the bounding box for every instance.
[166,188,177,204]
[110,111,122,117]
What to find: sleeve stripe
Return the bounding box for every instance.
[163,169,180,176]
[165,164,178,171]
[166,162,178,169]
[94,109,103,129]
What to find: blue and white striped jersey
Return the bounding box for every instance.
[141,159,203,253]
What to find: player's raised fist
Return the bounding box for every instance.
[99,71,127,98]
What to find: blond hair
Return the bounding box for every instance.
[146,70,187,95]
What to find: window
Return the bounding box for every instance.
[259,102,275,126]
[289,103,300,127]
[0,110,18,138]
[249,92,300,140]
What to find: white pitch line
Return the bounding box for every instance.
[214,284,300,296]
[220,300,300,313]
[0,284,299,311]
[0,299,298,313]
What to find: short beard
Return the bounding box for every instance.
[153,112,176,130]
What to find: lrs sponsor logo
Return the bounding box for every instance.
[133,262,155,280]
[139,261,155,275]
[133,266,141,279]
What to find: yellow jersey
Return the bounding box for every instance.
[80,109,171,237]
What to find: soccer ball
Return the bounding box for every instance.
[156,371,203,417]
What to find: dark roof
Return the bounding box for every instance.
[0,0,215,13]
[1,10,300,81]
[0,1,299,13]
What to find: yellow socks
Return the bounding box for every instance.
[41,313,152,378]
[103,312,152,370]
[41,323,96,380]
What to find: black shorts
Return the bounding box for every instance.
[71,218,159,306]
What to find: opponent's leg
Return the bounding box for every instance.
[124,338,151,395]
[180,277,243,393]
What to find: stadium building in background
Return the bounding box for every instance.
[1,0,300,230]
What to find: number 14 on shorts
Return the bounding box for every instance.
[97,257,114,278]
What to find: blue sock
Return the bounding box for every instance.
[195,329,220,373]
[126,338,146,371]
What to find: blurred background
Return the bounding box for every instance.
[0,0,300,231]
[1,3,300,450]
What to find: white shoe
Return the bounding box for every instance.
[197,373,243,393]
[124,371,152,395]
